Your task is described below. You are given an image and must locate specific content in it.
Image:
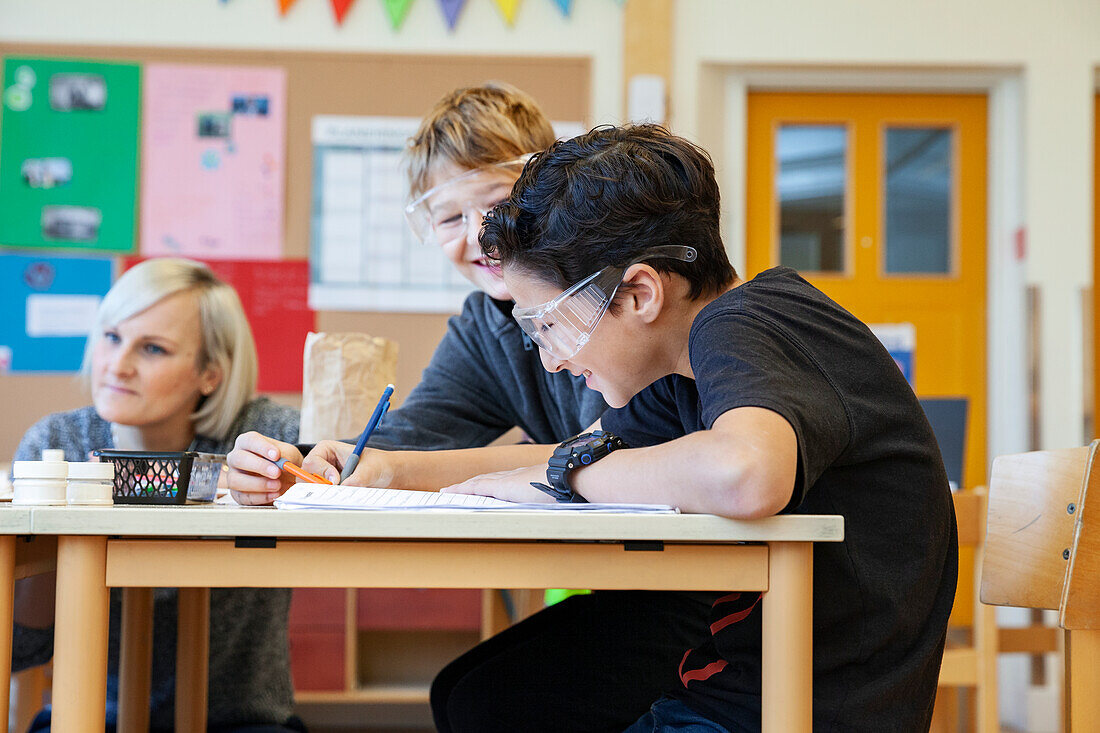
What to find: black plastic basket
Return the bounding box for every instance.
[92,450,225,505]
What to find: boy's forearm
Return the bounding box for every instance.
[388,443,556,491]
[569,431,794,518]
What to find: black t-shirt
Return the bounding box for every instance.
[603,267,957,732]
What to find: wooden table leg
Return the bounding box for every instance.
[1066,629,1100,731]
[53,535,109,732]
[0,535,16,730]
[175,587,210,733]
[118,587,154,733]
[761,541,813,733]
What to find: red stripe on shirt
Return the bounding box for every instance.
[709,593,761,635]
[678,649,729,685]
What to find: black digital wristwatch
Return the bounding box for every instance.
[530,430,627,503]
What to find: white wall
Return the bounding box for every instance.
[673,0,1099,457]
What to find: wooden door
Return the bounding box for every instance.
[746,92,988,491]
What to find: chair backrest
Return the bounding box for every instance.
[919,397,968,489]
[981,440,1100,629]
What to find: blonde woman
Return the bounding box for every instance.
[229,84,717,733]
[12,258,302,732]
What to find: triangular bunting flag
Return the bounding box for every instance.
[552,0,572,16]
[492,0,521,25]
[437,0,466,29]
[278,0,298,15]
[383,0,415,28]
[331,0,357,24]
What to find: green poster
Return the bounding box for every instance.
[0,57,140,252]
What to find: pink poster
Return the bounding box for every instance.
[140,63,286,260]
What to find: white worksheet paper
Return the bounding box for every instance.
[274,483,677,514]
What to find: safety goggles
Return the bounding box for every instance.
[512,245,698,361]
[404,156,530,248]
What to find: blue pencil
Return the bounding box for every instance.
[339,383,394,484]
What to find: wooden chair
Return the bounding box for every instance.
[934,489,999,733]
[981,440,1100,731]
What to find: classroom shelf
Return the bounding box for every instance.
[288,587,506,707]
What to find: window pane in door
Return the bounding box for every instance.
[776,125,847,272]
[885,127,952,274]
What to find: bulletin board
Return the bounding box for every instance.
[0,42,591,459]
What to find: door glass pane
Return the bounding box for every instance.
[885,127,952,274]
[776,125,847,272]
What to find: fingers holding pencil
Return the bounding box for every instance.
[227,431,304,505]
[302,441,396,489]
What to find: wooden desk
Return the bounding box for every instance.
[0,506,50,730]
[31,505,844,733]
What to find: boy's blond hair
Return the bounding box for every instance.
[406,82,556,199]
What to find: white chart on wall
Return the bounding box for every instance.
[308,115,586,313]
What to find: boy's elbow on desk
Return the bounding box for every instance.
[696,446,795,520]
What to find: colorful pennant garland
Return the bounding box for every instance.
[491,0,521,25]
[330,0,356,24]
[265,0,623,27]
[438,0,466,30]
[382,0,415,28]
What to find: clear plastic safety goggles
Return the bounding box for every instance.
[403,156,530,248]
[512,245,698,361]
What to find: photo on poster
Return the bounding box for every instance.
[49,72,106,111]
[196,112,231,138]
[231,94,269,116]
[21,157,72,188]
[41,205,101,242]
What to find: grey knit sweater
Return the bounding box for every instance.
[12,398,300,728]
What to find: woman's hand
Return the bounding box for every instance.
[440,464,555,504]
[226,431,303,505]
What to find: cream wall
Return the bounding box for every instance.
[673,0,1100,458]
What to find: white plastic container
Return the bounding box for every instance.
[67,461,115,505]
[12,456,68,505]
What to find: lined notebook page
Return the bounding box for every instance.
[274,483,677,513]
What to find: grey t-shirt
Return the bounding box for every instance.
[12,398,300,728]
[365,292,607,450]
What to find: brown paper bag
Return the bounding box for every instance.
[299,332,399,443]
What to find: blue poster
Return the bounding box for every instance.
[0,253,114,372]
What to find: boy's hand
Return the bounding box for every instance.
[440,465,555,504]
[227,431,303,505]
[301,441,397,488]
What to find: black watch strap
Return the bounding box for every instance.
[530,430,626,503]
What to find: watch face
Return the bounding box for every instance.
[562,433,601,451]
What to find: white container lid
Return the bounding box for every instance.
[12,460,68,480]
[68,461,115,480]
[41,449,66,462]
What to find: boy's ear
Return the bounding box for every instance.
[621,264,665,324]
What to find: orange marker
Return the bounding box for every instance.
[276,457,333,485]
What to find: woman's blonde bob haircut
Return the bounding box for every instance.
[405,82,557,200]
[82,258,258,441]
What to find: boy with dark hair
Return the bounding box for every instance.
[455,124,958,731]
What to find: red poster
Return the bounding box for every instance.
[123,257,313,392]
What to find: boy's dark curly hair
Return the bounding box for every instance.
[480,124,736,301]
